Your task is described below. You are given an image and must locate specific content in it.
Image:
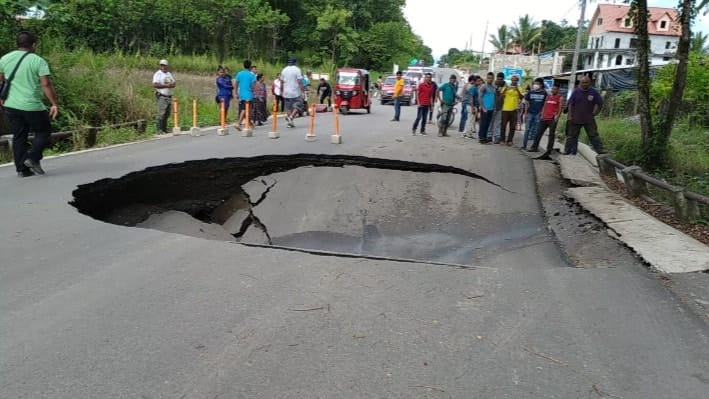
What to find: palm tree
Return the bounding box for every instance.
[510,14,542,54]
[489,25,512,53]
[690,31,709,54]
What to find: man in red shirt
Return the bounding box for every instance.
[529,82,563,154]
[412,72,434,135]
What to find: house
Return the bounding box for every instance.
[585,3,681,69]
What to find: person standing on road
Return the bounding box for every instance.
[272,72,284,113]
[252,73,267,126]
[461,75,481,137]
[374,75,383,98]
[391,71,404,122]
[565,76,605,155]
[235,59,256,131]
[500,75,524,146]
[0,31,58,177]
[522,77,547,150]
[280,57,304,128]
[477,72,496,144]
[215,65,233,115]
[316,77,332,109]
[411,72,434,135]
[437,74,459,137]
[529,82,563,154]
[458,75,474,136]
[492,72,506,143]
[152,58,175,134]
[500,74,524,146]
[427,78,438,124]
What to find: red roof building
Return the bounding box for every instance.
[585,3,681,69]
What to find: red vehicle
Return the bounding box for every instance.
[334,68,371,114]
[380,75,415,105]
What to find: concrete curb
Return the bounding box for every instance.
[552,136,709,273]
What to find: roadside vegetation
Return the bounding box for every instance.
[0,1,426,162]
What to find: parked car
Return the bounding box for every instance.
[380,75,414,105]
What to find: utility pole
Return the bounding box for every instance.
[480,20,489,68]
[569,0,587,93]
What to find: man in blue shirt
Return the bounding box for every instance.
[477,72,496,144]
[522,77,548,150]
[437,74,459,136]
[235,59,256,131]
[459,75,481,137]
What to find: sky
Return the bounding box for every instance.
[404,0,709,59]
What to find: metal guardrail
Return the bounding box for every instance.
[0,119,146,149]
[596,154,708,223]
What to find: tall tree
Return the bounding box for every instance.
[312,5,358,67]
[629,0,653,157]
[510,14,542,53]
[489,25,512,53]
[539,20,578,51]
[631,0,697,167]
[690,31,709,53]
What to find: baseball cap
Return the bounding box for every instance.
[159,59,168,66]
[287,57,297,65]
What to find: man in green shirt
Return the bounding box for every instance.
[437,74,459,136]
[0,31,59,177]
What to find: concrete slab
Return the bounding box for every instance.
[578,142,599,167]
[559,154,603,187]
[137,210,235,242]
[566,186,709,273]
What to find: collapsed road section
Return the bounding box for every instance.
[71,154,544,264]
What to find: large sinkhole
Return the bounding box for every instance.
[71,154,542,264]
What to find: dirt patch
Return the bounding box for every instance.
[601,176,709,246]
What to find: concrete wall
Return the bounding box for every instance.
[487,54,565,78]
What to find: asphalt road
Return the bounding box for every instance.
[1,103,708,398]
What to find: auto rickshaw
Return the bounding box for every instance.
[334,68,371,114]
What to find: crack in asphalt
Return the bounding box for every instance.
[232,188,274,245]
[251,178,278,207]
[236,242,497,271]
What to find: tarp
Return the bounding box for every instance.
[599,66,662,91]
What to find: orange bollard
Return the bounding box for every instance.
[268,99,279,139]
[220,99,226,128]
[172,97,180,135]
[306,104,316,140]
[190,97,201,136]
[245,101,251,129]
[218,98,228,135]
[331,105,342,144]
[242,101,253,136]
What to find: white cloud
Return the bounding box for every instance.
[404,0,709,59]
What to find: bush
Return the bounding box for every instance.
[594,117,709,196]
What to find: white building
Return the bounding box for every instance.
[585,3,680,69]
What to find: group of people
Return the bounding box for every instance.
[153,57,334,133]
[0,28,605,180]
[395,69,605,156]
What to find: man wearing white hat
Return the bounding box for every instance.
[152,59,176,134]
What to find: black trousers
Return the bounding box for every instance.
[566,120,604,154]
[319,92,331,107]
[531,118,558,151]
[4,107,52,172]
[412,105,430,131]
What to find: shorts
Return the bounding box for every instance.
[284,97,303,113]
[238,100,252,113]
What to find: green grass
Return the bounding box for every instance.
[588,118,709,197]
